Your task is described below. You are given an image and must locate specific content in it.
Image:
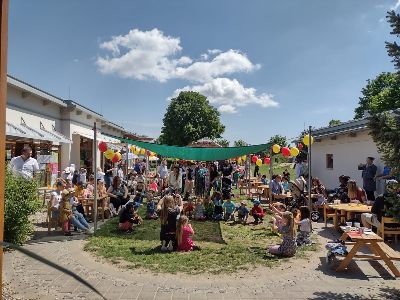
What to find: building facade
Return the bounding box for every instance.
[311,118,385,194]
[6,75,136,185]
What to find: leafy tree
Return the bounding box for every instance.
[354,72,400,119]
[159,91,225,146]
[366,11,400,179]
[266,134,287,150]
[369,110,400,176]
[5,168,41,244]
[386,10,400,71]
[328,119,342,127]
[233,139,248,147]
[215,138,229,147]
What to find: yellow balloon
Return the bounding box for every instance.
[241,155,247,161]
[256,158,262,167]
[290,147,300,157]
[272,144,281,154]
[303,135,314,146]
[237,158,242,164]
[104,149,114,160]
[130,145,136,152]
[140,148,146,155]
[116,152,122,161]
[133,149,139,155]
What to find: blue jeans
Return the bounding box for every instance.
[71,212,90,230]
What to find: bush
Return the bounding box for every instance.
[4,168,41,244]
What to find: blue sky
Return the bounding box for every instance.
[8,0,397,144]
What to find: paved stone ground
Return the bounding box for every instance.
[3,219,400,300]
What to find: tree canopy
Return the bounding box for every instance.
[159,91,225,146]
[214,138,229,147]
[328,119,342,127]
[354,72,400,119]
[233,140,248,147]
[366,11,400,178]
[266,134,287,149]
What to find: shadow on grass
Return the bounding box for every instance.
[130,245,162,255]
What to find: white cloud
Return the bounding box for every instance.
[97,29,259,83]
[218,105,237,114]
[170,78,278,114]
[97,28,182,82]
[175,50,260,82]
[391,0,400,10]
[97,28,279,113]
[208,49,222,55]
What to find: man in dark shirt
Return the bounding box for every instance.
[104,159,113,189]
[362,157,377,201]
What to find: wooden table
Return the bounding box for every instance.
[328,203,371,229]
[38,187,54,206]
[81,197,106,221]
[337,231,400,277]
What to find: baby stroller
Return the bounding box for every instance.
[221,177,232,200]
[289,177,320,222]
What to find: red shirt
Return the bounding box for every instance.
[250,205,265,216]
[178,225,194,251]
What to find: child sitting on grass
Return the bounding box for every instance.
[160,196,179,252]
[176,215,200,251]
[146,192,158,220]
[119,202,142,233]
[212,191,224,220]
[222,196,235,221]
[183,198,195,219]
[194,198,206,221]
[268,211,297,257]
[250,200,265,224]
[236,201,249,224]
[295,206,312,246]
[203,196,214,220]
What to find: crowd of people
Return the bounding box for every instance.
[8,146,399,256]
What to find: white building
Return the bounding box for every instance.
[6,75,135,185]
[311,118,384,192]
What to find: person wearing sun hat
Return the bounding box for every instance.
[250,199,265,224]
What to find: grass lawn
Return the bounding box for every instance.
[85,201,318,274]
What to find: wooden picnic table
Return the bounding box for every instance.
[337,231,400,277]
[81,197,107,221]
[328,203,371,230]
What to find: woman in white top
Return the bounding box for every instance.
[158,160,169,189]
[168,165,182,191]
[50,179,66,218]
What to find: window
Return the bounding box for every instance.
[326,154,333,169]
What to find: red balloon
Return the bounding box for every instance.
[298,143,303,150]
[264,157,271,165]
[281,147,291,157]
[112,153,119,163]
[98,141,108,153]
[251,155,258,163]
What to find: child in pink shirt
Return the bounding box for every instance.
[176,216,200,251]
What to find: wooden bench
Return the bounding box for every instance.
[377,242,400,261]
[337,231,400,277]
[378,217,400,243]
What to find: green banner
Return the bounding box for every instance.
[106,135,268,161]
